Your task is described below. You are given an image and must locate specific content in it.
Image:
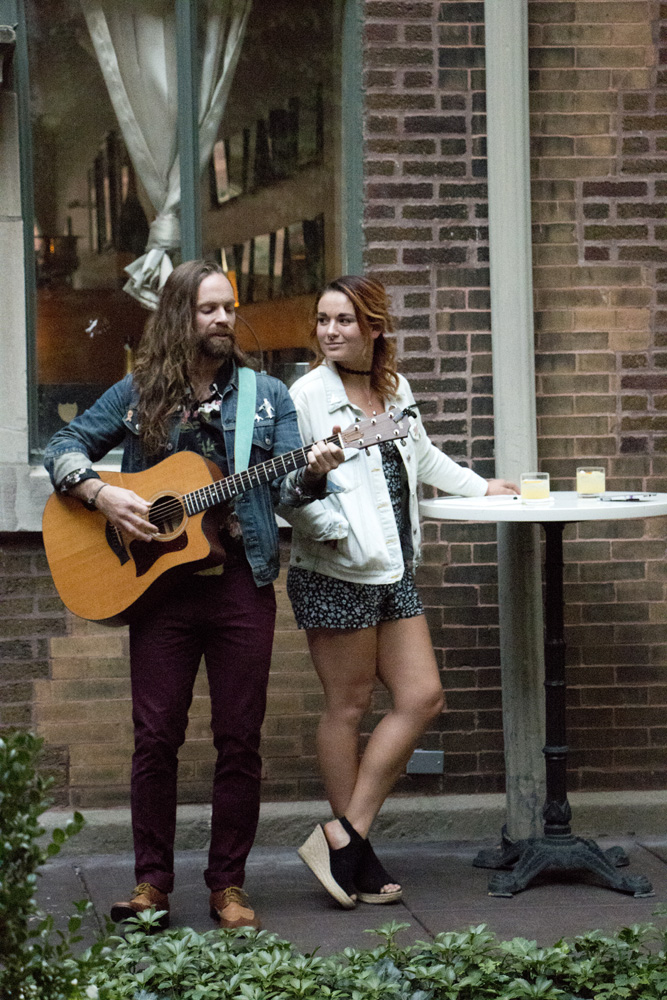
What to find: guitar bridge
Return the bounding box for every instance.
[105,521,130,566]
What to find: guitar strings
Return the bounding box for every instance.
[141,445,314,529]
[124,416,401,532]
[142,436,337,528]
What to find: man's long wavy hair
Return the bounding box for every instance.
[310,275,399,400]
[133,259,248,456]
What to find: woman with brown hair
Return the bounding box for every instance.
[284,275,517,909]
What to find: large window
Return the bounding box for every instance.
[26,0,354,452]
[27,0,148,450]
[202,0,341,378]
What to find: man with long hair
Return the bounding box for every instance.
[44,259,342,931]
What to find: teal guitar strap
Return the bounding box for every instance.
[234,366,257,473]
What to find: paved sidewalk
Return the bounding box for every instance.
[37,836,667,956]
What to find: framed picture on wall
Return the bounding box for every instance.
[211,83,325,205]
[252,233,271,302]
[298,85,324,166]
[212,137,245,204]
[219,216,324,305]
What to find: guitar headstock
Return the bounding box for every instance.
[339,408,414,451]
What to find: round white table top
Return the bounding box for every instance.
[420,491,667,523]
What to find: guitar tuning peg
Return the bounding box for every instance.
[365,448,371,456]
[399,438,407,446]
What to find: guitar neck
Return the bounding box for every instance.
[182,433,341,516]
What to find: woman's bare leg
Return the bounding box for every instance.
[307,614,444,894]
[305,625,379,817]
[344,615,444,835]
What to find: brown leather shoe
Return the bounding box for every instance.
[110,882,170,930]
[209,886,261,929]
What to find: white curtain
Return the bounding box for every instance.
[80,0,251,308]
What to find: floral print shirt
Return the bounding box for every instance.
[177,368,246,564]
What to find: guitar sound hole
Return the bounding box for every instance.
[149,494,186,536]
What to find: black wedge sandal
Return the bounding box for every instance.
[298,822,362,909]
[338,818,403,904]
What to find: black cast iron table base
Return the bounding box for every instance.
[474,520,654,898]
[474,826,653,898]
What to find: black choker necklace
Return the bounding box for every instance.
[336,362,372,376]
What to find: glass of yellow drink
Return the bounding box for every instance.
[576,466,605,498]
[520,472,550,503]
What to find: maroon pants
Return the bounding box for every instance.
[128,560,276,894]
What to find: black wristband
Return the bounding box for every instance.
[59,468,100,494]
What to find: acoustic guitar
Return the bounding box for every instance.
[42,408,413,625]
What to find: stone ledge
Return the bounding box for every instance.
[40,790,667,855]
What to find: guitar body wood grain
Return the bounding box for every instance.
[42,451,226,625]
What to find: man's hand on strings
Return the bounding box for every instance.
[95,485,158,541]
[70,481,158,541]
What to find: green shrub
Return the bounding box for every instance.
[85,912,667,1000]
[0,730,107,999]
[3,729,667,999]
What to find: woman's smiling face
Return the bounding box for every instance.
[315,290,379,369]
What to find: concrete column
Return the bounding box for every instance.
[484,0,546,840]
[0,6,52,531]
[0,70,29,467]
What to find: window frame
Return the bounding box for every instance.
[7,0,363,479]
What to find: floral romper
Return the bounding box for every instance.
[287,441,424,630]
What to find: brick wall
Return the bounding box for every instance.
[364,0,504,796]
[363,0,667,794]
[0,532,69,800]
[0,532,331,807]
[531,0,667,791]
[3,0,667,807]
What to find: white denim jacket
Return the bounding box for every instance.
[281,363,488,585]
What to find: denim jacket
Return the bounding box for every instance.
[43,365,319,587]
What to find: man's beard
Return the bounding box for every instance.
[199,331,235,361]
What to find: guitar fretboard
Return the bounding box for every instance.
[182,433,340,516]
